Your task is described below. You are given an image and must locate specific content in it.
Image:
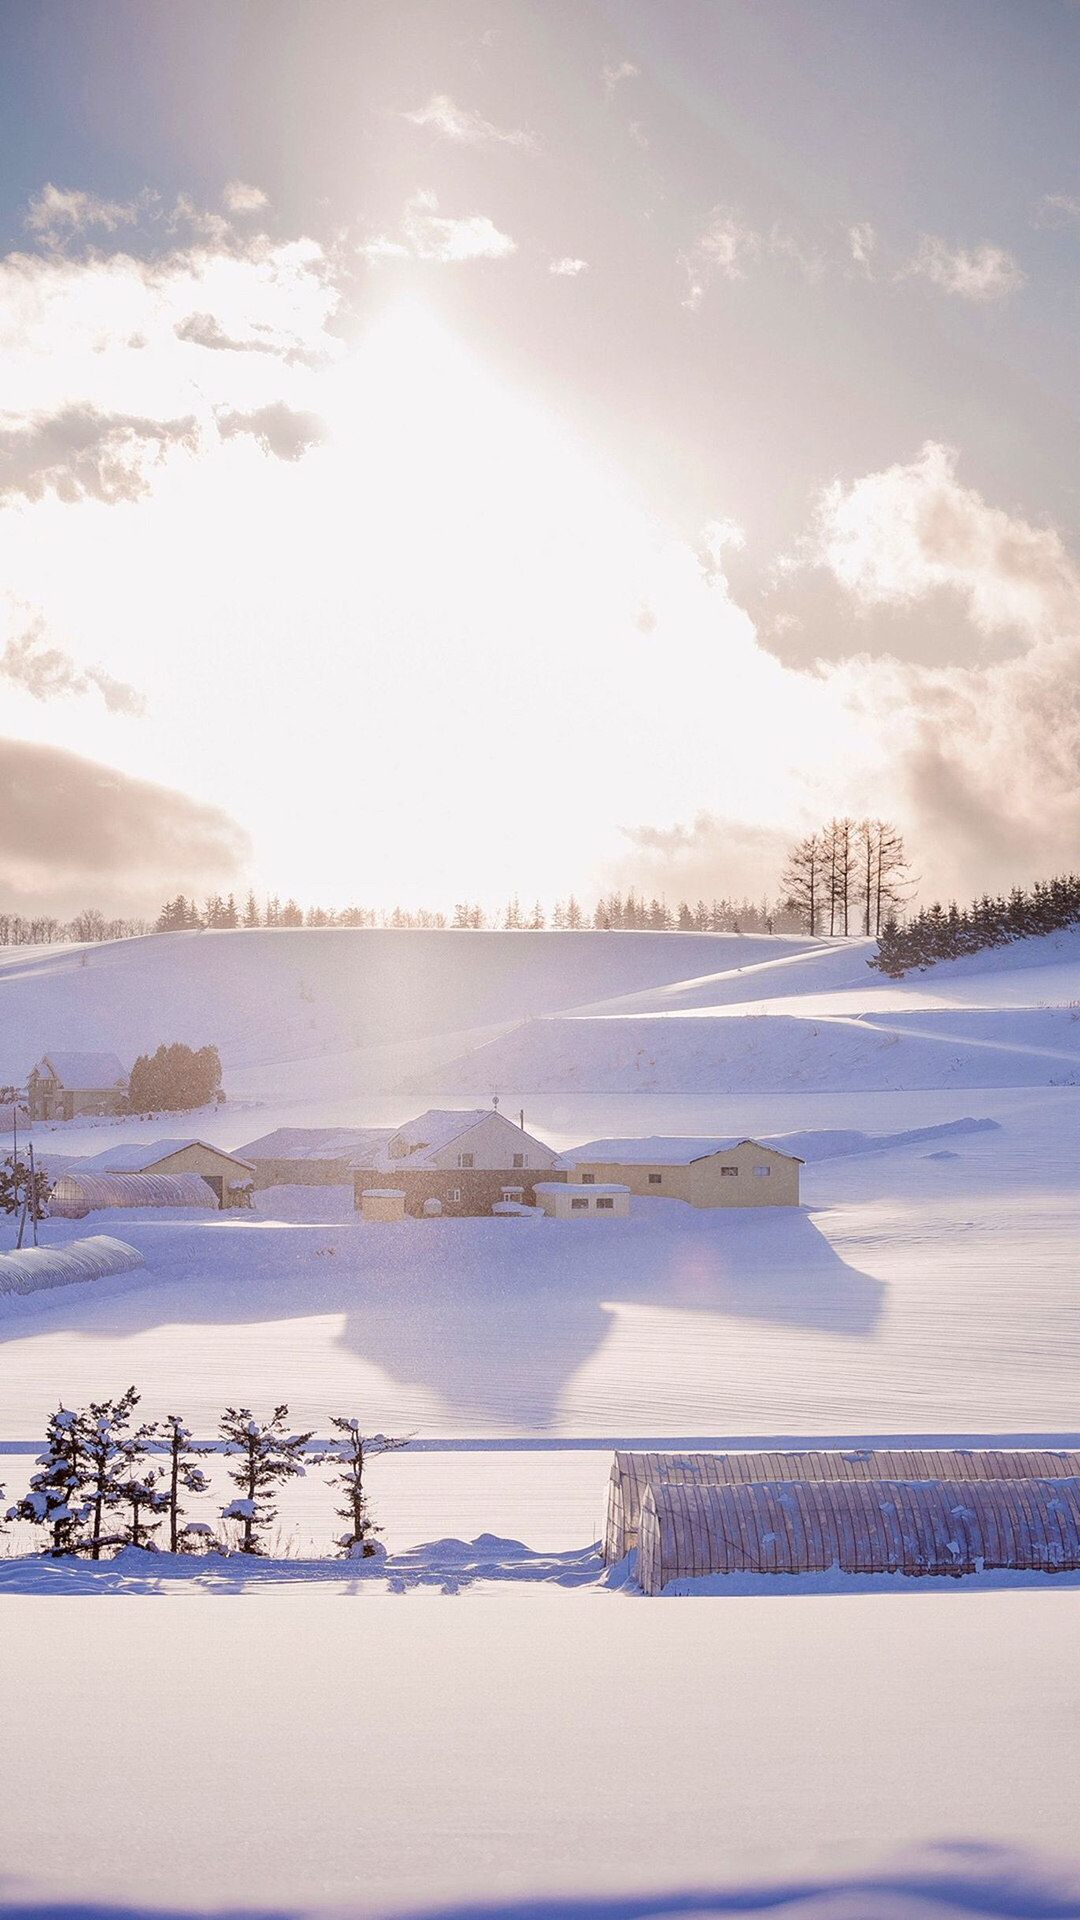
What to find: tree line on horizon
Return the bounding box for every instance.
[153,888,808,935]
[2,1394,408,1561]
[870,874,1080,977]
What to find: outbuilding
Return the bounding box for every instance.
[604,1446,1080,1562]
[533,1182,630,1220]
[637,1476,1080,1593]
[26,1051,129,1123]
[566,1136,801,1207]
[48,1171,218,1217]
[238,1127,396,1190]
[75,1138,255,1208]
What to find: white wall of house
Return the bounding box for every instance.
[426,1112,562,1172]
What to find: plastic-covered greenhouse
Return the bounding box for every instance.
[638,1477,1080,1593]
[603,1447,1080,1563]
[48,1171,217,1218]
[0,1235,144,1296]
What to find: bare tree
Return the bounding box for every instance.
[780,833,824,935]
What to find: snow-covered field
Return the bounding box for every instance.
[2,927,1079,1913]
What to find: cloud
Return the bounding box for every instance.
[679,209,762,309]
[360,191,516,264]
[904,234,1025,301]
[1033,193,1080,228]
[1,620,145,715]
[618,813,793,903]
[0,737,248,912]
[550,257,589,277]
[25,183,144,245]
[216,403,326,460]
[602,61,639,94]
[0,405,199,504]
[801,440,1080,640]
[402,94,536,150]
[222,180,270,214]
[848,222,876,268]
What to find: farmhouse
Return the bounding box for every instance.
[603,1447,1080,1563]
[567,1135,802,1207]
[26,1051,128,1123]
[353,1108,566,1216]
[76,1138,255,1208]
[238,1126,395,1190]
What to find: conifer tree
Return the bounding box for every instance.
[160,1414,211,1552]
[324,1417,410,1558]
[79,1388,153,1560]
[219,1405,314,1554]
[115,1467,170,1549]
[6,1408,91,1555]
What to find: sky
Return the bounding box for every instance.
[3,0,1080,918]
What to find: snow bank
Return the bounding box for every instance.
[0,1234,143,1296]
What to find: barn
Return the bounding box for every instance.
[638,1477,1080,1593]
[237,1127,396,1189]
[75,1139,255,1208]
[604,1447,1080,1563]
[48,1171,219,1218]
[566,1137,801,1207]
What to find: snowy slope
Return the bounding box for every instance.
[421,928,1080,1094]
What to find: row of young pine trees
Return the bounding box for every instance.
[871,873,1080,977]
[2,1395,407,1560]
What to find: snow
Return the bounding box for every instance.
[4,926,1080,1909]
[30,1047,127,1088]
[0,1233,143,1294]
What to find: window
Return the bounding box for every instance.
[449,1188,462,1203]
[753,1165,771,1178]
[570,1196,589,1211]
[581,1173,595,1185]
[720,1165,739,1177]
[596,1197,614,1210]
[512,1152,526,1169]
[648,1173,662,1185]
[457,1152,474,1169]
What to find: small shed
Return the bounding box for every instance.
[0,1235,144,1296]
[360,1188,406,1223]
[534,1182,630,1220]
[603,1447,1080,1563]
[638,1477,1080,1592]
[48,1171,218,1218]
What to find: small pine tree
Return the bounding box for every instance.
[160,1414,212,1552]
[115,1467,171,1549]
[219,1405,314,1555]
[79,1388,154,1560]
[6,1408,91,1555]
[324,1418,410,1558]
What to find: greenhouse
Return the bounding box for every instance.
[48,1171,218,1218]
[0,1235,144,1297]
[637,1477,1080,1593]
[603,1446,1080,1562]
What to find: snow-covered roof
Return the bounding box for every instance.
[238,1126,395,1162]
[372,1108,556,1170]
[566,1135,802,1166]
[0,1235,144,1296]
[33,1051,128,1090]
[77,1138,254,1173]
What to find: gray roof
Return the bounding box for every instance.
[238,1126,394,1163]
[567,1136,802,1167]
[33,1051,128,1090]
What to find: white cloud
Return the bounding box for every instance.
[361,191,516,265]
[222,181,270,215]
[1033,192,1080,228]
[1,616,145,715]
[549,257,589,277]
[848,222,876,268]
[802,440,1079,639]
[679,209,762,309]
[601,61,639,94]
[26,184,145,245]
[402,94,535,150]
[905,234,1025,301]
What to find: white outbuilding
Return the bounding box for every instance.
[533,1181,630,1220]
